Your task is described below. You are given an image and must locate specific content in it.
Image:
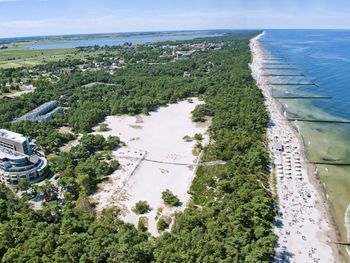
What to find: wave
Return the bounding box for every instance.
[345,204,350,255]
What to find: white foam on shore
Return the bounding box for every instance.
[92,98,210,236]
[345,204,350,254]
[250,33,336,263]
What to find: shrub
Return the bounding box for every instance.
[99,123,109,132]
[182,135,193,142]
[157,216,172,232]
[161,189,180,207]
[194,133,203,141]
[138,216,148,231]
[108,160,120,173]
[132,200,151,214]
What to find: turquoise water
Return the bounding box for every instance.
[261,30,350,119]
[28,33,222,49]
[260,30,350,257]
[261,30,350,161]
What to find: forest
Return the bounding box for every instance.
[0,32,276,262]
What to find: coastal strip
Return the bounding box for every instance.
[250,32,343,263]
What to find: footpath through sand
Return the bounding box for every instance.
[92,98,211,236]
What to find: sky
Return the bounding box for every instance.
[0,0,350,38]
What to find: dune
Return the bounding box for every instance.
[92,98,210,236]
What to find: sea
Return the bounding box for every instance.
[259,30,350,256]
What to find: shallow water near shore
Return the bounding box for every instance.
[260,30,350,258]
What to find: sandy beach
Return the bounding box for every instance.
[92,98,210,236]
[250,33,343,263]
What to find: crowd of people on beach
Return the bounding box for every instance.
[250,34,336,263]
[270,124,332,262]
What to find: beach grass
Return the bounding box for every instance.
[189,164,227,205]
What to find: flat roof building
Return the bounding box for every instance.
[0,129,32,155]
[13,100,62,123]
[0,129,48,185]
[272,143,284,152]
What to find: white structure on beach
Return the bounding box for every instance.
[0,129,48,185]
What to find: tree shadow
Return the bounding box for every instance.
[267,118,276,128]
[274,249,295,263]
[273,218,284,228]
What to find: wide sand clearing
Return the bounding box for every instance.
[93,98,210,235]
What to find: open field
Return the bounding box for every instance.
[0,47,110,68]
[0,47,75,68]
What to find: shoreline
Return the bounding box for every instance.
[250,32,344,263]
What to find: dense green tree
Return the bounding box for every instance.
[0,32,276,262]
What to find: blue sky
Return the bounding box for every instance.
[0,0,350,38]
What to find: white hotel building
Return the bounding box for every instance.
[0,129,48,185]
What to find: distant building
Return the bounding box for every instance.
[183,71,191,77]
[13,100,62,123]
[60,68,74,75]
[0,95,13,102]
[175,50,195,60]
[77,63,91,71]
[0,129,48,185]
[81,82,116,89]
[10,82,20,89]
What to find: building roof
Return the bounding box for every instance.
[13,100,59,123]
[0,129,27,144]
[0,146,26,160]
[272,143,284,151]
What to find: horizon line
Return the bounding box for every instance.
[1,28,350,41]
